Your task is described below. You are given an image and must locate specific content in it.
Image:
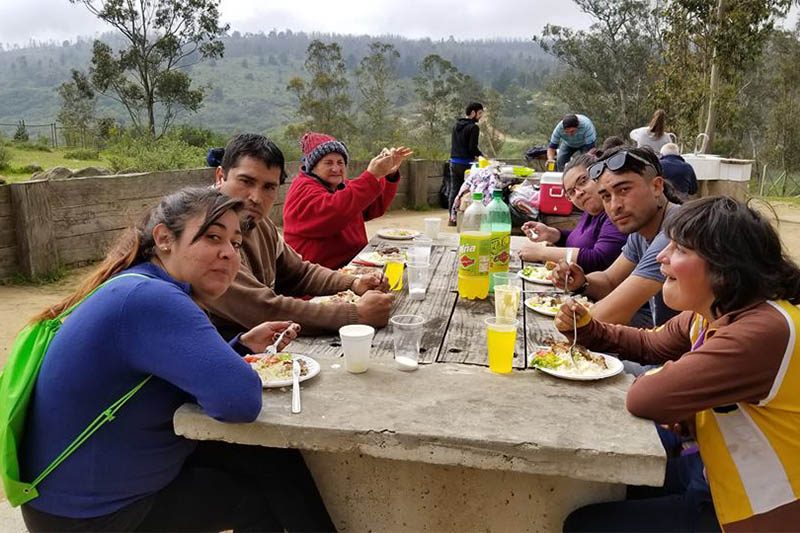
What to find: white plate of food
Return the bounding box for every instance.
[517,264,554,285]
[356,248,407,266]
[245,353,321,388]
[339,264,382,276]
[377,228,420,240]
[310,290,361,304]
[524,294,592,317]
[530,342,623,381]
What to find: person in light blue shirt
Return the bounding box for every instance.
[547,113,597,171]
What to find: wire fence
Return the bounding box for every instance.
[753,165,800,198]
[0,120,102,149]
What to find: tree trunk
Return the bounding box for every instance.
[702,0,726,154]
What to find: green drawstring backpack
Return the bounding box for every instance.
[0,273,152,506]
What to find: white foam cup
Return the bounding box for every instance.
[339,324,375,373]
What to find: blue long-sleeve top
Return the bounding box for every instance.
[21,262,262,519]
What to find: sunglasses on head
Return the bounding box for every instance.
[588,150,656,181]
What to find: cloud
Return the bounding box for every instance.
[225,0,593,40]
[0,1,107,47]
[0,0,594,47]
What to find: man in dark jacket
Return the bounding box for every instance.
[659,143,698,200]
[447,102,484,225]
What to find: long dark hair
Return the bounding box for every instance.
[648,109,666,137]
[664,196,800,317]
[33,187,243,321]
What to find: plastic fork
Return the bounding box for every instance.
[265,325,291,356]
[291,358,301,414]
[564,249,579,363]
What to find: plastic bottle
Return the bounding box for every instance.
[458,192,491,300]
[487,189,512,292]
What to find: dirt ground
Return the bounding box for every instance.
[3,202,800,367]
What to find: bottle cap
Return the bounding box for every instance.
[492,189,502,198]
[472,192,483,200]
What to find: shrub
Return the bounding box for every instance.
[21,164,43,173]
[0,145,10,170]
[13,123,29,142]
[105,131,206,172]
[174,125,228,148]
[64,149,100,160]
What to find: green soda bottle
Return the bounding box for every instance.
[487,189,512,292]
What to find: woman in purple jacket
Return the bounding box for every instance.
[520,154,626,273]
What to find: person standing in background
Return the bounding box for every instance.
[547,113,597,171]
[630,109,674,153]
[448,102,484,226]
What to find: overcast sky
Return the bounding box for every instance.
[0,0,595,47]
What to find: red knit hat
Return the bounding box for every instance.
[300,132,349,172]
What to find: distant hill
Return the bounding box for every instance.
[0,31,556,138]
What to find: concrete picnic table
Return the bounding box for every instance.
[174,235,666,532]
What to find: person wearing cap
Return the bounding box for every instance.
[207,133,398,337]
[547,113,597,171]
[283,132,413,269]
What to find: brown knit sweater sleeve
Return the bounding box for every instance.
[207,219,359,334]
[625,303,789,424]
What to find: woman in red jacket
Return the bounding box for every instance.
[283,132,413,269]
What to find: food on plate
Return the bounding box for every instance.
[310,290,361,304]
[357,248,407,265]
[520,265,552,282]
[526,294,592,315]
[544,261,557,270]
[379,228,418,239]
[245,353,309,383]
[339,264,382,276]
[531,342,609,375]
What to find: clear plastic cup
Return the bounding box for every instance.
[409,236,433,266]
[339,324,375,373]
[424,217,441,240]
[390,315,426,371]
[491,271,512,287]
[407,262,429,300]
[494,284,521,321]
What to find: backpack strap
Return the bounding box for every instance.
[25,375,152,494]
[25,272,154,495]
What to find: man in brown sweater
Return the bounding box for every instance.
[206,133,394,337]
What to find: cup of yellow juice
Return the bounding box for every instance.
[385,260,404,291]
[485,317,518,373]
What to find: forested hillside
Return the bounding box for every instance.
[0,31,555,137]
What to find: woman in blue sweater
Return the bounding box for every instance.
[20,187,334,531]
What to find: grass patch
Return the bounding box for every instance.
[64,149,100,160]
[0,145,108,183]
[2,266,70,286]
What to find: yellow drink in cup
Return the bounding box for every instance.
[485,317,518,374]
[385,260,404,291]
